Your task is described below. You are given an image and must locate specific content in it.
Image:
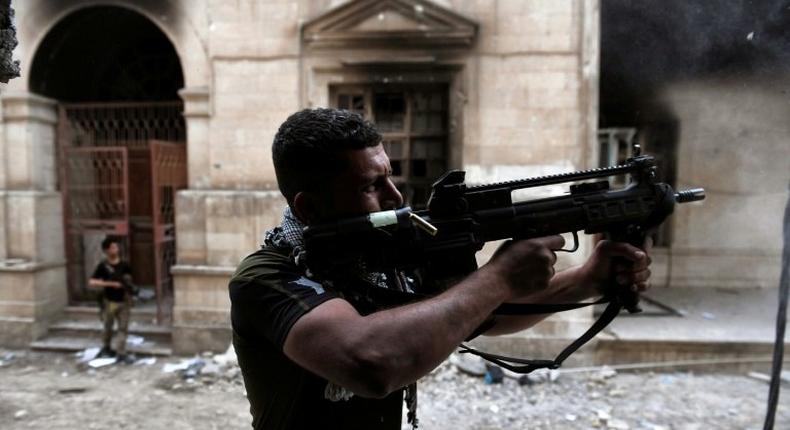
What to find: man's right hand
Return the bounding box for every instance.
[485,235,566,300]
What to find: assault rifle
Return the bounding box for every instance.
[302,150,705,373]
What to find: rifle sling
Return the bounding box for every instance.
[339,276,622,375]
[459,296,622,374]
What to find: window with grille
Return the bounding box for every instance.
[332,85,449,208]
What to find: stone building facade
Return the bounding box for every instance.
[1,0,631,354]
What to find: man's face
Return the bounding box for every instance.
[324,144,404,220]
[104,242,119,259]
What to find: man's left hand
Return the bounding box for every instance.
[580,237,653,295]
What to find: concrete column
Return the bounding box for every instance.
[179,86,212,189]
[2,91,58,191]
[0,91,67,347]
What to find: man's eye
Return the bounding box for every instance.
[363,184,378,193]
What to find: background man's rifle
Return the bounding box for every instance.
[303,150,705,373]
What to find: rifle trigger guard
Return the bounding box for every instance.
[556,231,579,253]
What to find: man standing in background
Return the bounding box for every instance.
[89,237,136,364]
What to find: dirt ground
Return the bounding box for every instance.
[0,348,787,430]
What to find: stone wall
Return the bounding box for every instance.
[647,76,790,290]
[2,0,600,352]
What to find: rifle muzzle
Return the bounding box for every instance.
[675,188,706,203]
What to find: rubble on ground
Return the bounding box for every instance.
[1,347,787,429]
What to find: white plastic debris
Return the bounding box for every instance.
[608,418,630,430]
[162,358,196,373]
[14,409,28,419]
[747,372,770,383]
[126,335,145,346]
[596,409,612,422]
[597,365,618,380]
[200,362,221,376]
[88,357,117,368]
[77,347,101,363]
[212,343,238,367]
[449,352,486,377]
[134,357,157,366]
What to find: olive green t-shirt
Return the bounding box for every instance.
[229,246,404,430]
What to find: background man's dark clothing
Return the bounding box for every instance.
[91,260,132,302]
[91,259,133,354]
[229,246,404,430]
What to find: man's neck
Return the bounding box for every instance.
[107,256,120,264]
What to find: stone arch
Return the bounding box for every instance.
[29,6,184,101]
[17,0,208,92]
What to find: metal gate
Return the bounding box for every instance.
[149,140,187,323]
[58,102,185,324]
[63,147,130,301]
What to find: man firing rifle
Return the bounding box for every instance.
[229,108,653,429]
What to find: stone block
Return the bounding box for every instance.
[171,266,232,323]
[494,0,578,53]
[0,194,5,260]
[208,0,300,58]
[209,59,300,189]
[476,55,584,166]
[179,87,212,189]
[0,318,39,348]
[650,247,781,289]
[1,92,58,191]
[0,264,66,346]
[173,323,232,355]
[176,190,208,264]
[171,265,234,354]
[3,191,63,263]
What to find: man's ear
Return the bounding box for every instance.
[292,191,321,225]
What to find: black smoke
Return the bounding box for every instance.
[600,0,790,126]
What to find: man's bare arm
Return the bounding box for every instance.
[88,278,122,289]
[283,236,564,398]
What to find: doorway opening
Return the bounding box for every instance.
[30,6,186,324]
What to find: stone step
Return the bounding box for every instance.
[47,320,172,344]
[30,335,172,356]
[63,305,167,325]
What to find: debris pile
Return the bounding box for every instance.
[158,344,241,391]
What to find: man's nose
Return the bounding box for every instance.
[382,179,404,209]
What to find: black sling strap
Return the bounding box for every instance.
[337,275,626,375]
[459,296,622,374]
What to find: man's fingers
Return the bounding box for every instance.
[533,235,566,250]
[599,240,648,264]
[616,268,651,285]
[615,254,652,273]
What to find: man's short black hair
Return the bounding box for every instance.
[101,236,119,251]
[272,108,382,205]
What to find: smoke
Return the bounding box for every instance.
[601,0,790,124]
